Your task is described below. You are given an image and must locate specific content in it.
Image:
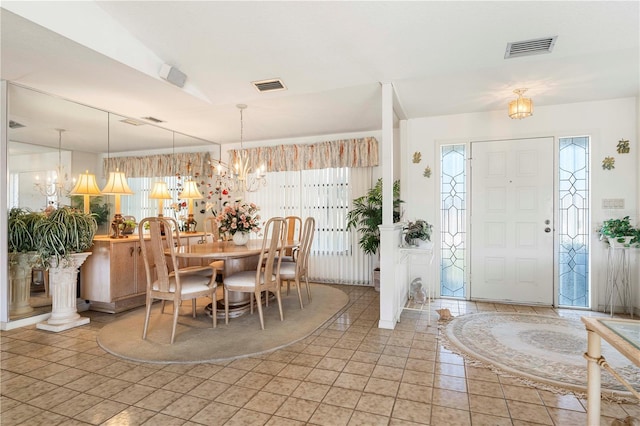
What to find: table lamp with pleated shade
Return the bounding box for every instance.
[70,170,102,214]
[149,181,172,217]
[102,169,134,238]
[179,180,203,233]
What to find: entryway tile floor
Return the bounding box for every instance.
[1,285,638,425]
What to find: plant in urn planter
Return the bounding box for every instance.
[34,206,97,331]
[8,208,44,316]
[216,199,261,245]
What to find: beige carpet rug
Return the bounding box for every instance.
[443,312,639,399]
[97,284,348,364]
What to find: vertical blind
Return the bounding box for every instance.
[249,167,372,285]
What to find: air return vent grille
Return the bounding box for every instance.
[120,118,145,126]
[142,116,164,123]
[252,79,287,92]
[505,36,557,59]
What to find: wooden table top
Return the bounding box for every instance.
[171,240,298,260]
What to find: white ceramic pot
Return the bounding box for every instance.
[608,236,635,248]
[232,232,250,246]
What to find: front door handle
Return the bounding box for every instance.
[544,227,551,233]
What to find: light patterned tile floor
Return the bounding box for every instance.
[1,285,638,425]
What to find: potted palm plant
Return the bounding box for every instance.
[347,179,403,290]
[34,206,97,331]
[8,208,44,316]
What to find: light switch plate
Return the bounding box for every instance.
[602,198,625,209]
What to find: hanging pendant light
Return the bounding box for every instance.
[34,129,77,204]
[508,88,533,119]
[234,104,266,193]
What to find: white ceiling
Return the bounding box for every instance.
[2,1,639,153]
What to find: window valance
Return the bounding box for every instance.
[103,152,211,178]
[228,137,379,172]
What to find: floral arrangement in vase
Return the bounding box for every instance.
[216,199,261,236]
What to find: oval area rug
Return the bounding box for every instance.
[97,284,348,364]
[443,312,639,398]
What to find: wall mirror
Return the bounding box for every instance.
[6,83,219,323]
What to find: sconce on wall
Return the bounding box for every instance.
[508,88,533,119]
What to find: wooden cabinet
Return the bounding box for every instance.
[81,233,205,313]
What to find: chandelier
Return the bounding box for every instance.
[508,88,533,119]
[205,105,267,197]
[33,129,76,202]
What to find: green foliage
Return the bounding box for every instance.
[404,219,433,245]
[35,206,97,266]
[598,216,639,245]
[346,179,403,256]
[8,208,44,253]
[70,195,110,226]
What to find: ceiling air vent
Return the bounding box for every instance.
[142,116,164,123]
[505,36,557,59]
[120,118,145,126]
[252,78,287,93]
[9,120,25,129]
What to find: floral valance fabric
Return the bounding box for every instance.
[103,152,211,178]
[228,137,379,172]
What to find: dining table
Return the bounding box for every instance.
[169,239,299,317]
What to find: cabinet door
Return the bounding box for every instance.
[136,243,150,295]
[111,241,138,300]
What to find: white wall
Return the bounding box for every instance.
[403,97,639,312]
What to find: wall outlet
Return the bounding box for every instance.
[602,198,625,209]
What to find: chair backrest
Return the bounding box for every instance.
[162,216,184,269]
[205,216,221,242]
[256,217,286,286]
[139,217,180,295]
[297,217,316,274]
[284,216,302,256]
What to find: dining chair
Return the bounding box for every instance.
[223,217,286,329]
[165,216,225,316]
[280,215,302,262]
[138,217,217,344]
[204,216,226,279]
[279,216,315,308]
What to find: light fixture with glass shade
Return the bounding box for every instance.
[508,88,533,119]
[70,170,102,214]
[204,104,267,197]
[179,179,203,233]
[232,104,266,193]
[34,128,76,204]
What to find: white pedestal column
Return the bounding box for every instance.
[37,252,91,332]
[9,253,37,316]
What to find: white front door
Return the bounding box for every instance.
[470,138,554,305]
